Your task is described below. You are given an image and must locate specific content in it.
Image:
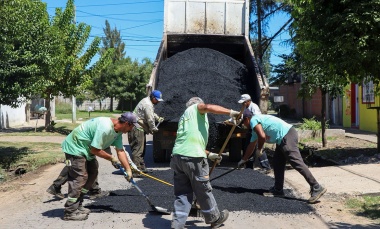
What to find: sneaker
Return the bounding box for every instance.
[141,168,153,173]
[132,172,144,178]
[211,209,229,229]
[46,185,65,199]
[78,205,91,214]
[63,209,89,221]
[258,168,273,174]
[308,184,327,203]
[263,186,285,197]
[88,190,109,200]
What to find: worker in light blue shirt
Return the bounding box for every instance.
[238,110,327,204]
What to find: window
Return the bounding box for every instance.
[362,80,374,104]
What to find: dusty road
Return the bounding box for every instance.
[0,134,378,229]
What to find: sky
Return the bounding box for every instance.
[43,0,291,68]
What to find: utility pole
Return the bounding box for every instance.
[72,4,76,124]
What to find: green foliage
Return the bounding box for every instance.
[0,0,58,107]
[55,101,72,114]
[290,0,380,86]
[299,116,329,131]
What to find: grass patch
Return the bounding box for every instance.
[55,110,125,120]
[346,195,380,222]
[0,142,63,183]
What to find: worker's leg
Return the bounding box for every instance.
[128,128,146,171]
[273,145,287,190]
[170,155,193,229]
[189,158,220,224]
[64,154,88,214]
[282,127,318,187]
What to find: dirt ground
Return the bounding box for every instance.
[0,134,379,228]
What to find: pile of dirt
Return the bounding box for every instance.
[155,48,250,149]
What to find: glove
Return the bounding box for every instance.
[157,116,164,123]
[237,159,247,169]
[111,156,120,169]
[257,148,264,157]
[229,109,240,125]
[151,127,159,133]
[129,161,141,173]
[124,169,133,182]
[208,152,222,164]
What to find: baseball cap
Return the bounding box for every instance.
[119,112,140,128]
[243,109,253,119]
[238,94,251,103]
[151,90,164,101]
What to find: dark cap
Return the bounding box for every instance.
[243,109,253,119]
[119,112,140,128]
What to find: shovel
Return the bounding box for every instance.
[117,165,171,215]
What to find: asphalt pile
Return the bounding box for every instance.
[89,168,314,215]
[154,48,249,150]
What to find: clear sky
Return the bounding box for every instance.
[43,0,291,68]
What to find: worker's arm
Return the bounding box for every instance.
[197,104,240,121]
[115,147,133,181]
[241,140,257,161]
[253,123,266,152]
[90,147,114,161]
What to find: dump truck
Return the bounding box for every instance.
[147,0,269,162]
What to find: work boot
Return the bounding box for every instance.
[46,185,65,199]
[263,186,285,197]
[308,184,327,204]
[63,209,89,221]
[211,209,229,228]
[78,205,91,214]
[88,190,109,200]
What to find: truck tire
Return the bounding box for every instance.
[153,139,166,163]
[229,138,242,162]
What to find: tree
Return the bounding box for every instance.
[99,20,126,111]
[290,0,380,85]
[0,0,60,107]
[40,0,112,127]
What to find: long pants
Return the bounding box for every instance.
[128,128,146,171]
[273,127,318,190]
[52,166,100,193]
[244,131,271,169]
[170,155,220,229]
[53,147,113,193]
[64,153,98,213]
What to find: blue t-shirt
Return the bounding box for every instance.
[249,114,292,145]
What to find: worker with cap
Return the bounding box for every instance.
[61,112,139,221]
[238,94,272,174]
[238,109,327,203]
[170,97,241,229]
[129,90,164,175]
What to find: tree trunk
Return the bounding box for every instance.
[377,109,380,153]
[321,91,327,147]
[110,97,114,112]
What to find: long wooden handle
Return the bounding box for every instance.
[209,104,245,175]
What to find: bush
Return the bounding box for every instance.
[55,101,72,114]
[299,116,329,131]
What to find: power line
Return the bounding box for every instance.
[76,10,162,22]
[47,0,163,9]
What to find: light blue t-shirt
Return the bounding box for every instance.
[249,114,292,145]
[62,117,123,160]
[172,104,209,158]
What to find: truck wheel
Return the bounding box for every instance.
[153,140,166,163]
[229,138,242,162]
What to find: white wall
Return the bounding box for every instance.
[0,104,26,129]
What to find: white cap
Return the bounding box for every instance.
[238,94,251,103]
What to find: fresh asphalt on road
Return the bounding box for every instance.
[88,139,314,215]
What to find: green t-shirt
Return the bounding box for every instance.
[172,104,209,158]
[62,117,123,160]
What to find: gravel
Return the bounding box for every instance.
[154,48,251,150]
[89,168,314,215]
